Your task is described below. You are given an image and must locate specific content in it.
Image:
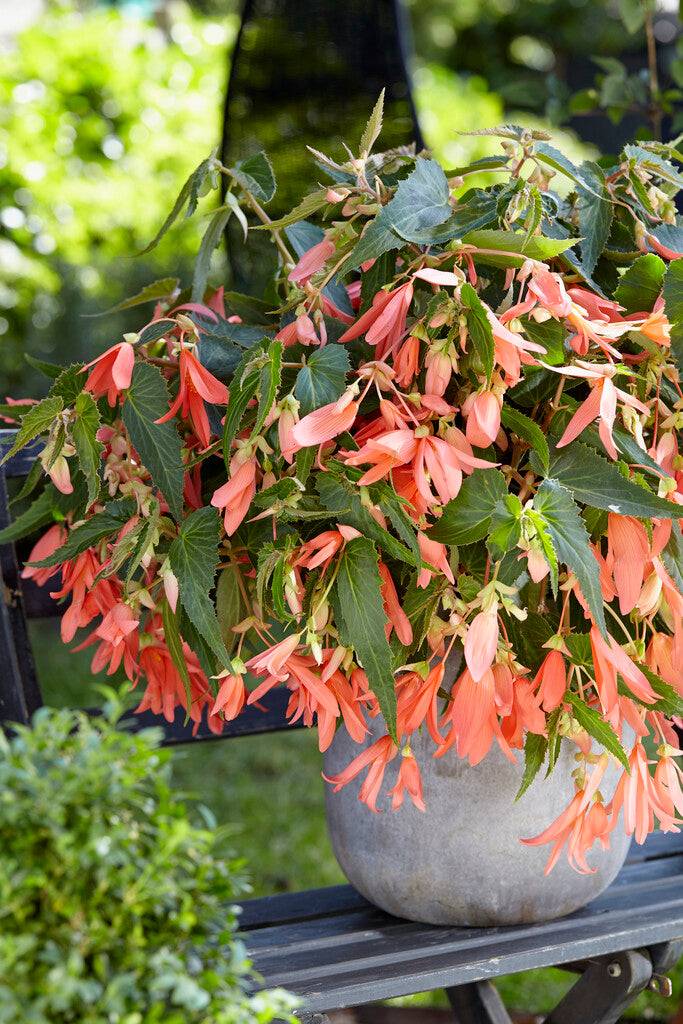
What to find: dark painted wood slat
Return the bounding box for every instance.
[238,884,372,930]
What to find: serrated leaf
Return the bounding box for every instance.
[401,578,443,653]
[360,250,396,314]
[252,338,282,438]
[616,254,666,314]
[379,492,421,570]
[515,733,548,802]
[384,158,452,242]
[27,498,136,567]
[168,507,232,670]
[256,541,293,616]
[122,362,185,522]
[253,189,331,231]
[533,478,606,636]
[316,474,415,565]
[95,278,180,316]
[0,484,61,544]
[663,258,683,371]
[427,468,507,546]
[405,195,498,245]
[503,610,555,674]
[124,511,160,584]
[72,392,103,508]
[295,345,350,415]
[360,89,385,156]
[162,598,193,714]
[222,350,260,468]
[24,354,65,379]
[635,663,683,717]
[525,508,559,595]
[564,632,593,667]
[49,364,87,405]
[177,606,216,680]
[487,494,523,560]
[0,396,63,467]
[501,404,549,474]
[576,162,612,277]
[461,282,494,385]
[624,144,683,188]
[535,143,604,197]
[191,207,233,303]
[336,537,397,741]
[230,152,276,204]
[662,521,683,595]
[531,440,681,519]
[462,228,576,266]
[216,566,245,657]
[565,692,629,770]
[348,208,404,269]
[139,159,211,255]
[295,445,316,487]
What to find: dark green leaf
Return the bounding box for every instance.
[487,494,523,560]
[576,162,612,277]
[535,142,604,197]
[564,632,593,667]
[191,207,232,303]
[122,362,185,522]
[662,521,683,595]
[222,348,260,467]
[253,189,330,230]
[139,159,211,254]
[72,392,103,508]
[427,468,507,546]
[216,566,245,657]
[295,345,350,415]
[461,282,494,385]
[223,291,273,325]
[28,498,136,567]
[531,440,681,519]
[533,478,606,636]
[169,507,232,670]
[336,537,397,742]
[616,254,666,314]
[252,339,282,438]
[624,145,683,188]
[295,444,316,487]
[230,152,276,204]
[515,733,548,802]
[503,610,555,674]
[24,354,65,379]
[379,492,421,570]
[360,251,396,314]
[316,474,415,565]
[522,316,564,367]
[348,208,404,269]
[0,396,63,466]
[565,692,629,770]
[501,405,549,475]
[360,89,385,155]
[402,195,498,244]
[0,485,60,544]
[384,158,452,242]
[162,598,193,714]
[635,663,683,717]
[49,364,87,405]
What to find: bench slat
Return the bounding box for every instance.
[236,833,683,1013]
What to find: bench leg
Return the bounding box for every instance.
[544,949,653,1024]
[295,1013,332,1023]
[446,980,512,1024]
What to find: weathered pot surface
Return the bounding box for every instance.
[323,713,632,926]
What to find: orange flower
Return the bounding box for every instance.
[155,344,229,449]
[211,459,257,536]
[84,341,135,406]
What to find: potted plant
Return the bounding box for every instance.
[4,94,683,925]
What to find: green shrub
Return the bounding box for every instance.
[0,702,298,1024]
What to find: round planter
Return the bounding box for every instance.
[323,715,632,926]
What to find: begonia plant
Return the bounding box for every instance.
[5,95,683,872]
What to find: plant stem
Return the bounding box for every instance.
[221,168,295,267]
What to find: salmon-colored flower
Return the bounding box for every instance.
[387,748,426,811]
[554,362,649,461]
[378,560,413,647]
[324,734,398,813]
[155,344,230,449]
[211,459,257,536]
[288,238,335,285]
[288,391,358,453]
[84,341,135,406]
[211,671,248,721]
[394,335,421,387]
[339,282,413,360]
[417,532,454,588]
[464,611,499,682]
[465,391,501,448]
[606,514,650,615]
[533,649,566,712]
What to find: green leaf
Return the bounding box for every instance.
[0,395,63,466]
[168,507,232,670]
[256,541,293,618]
[401,578,443,653]
[461,282,494,385]
[662,521,683,595]
[635,663,683,718]
[0,484,62,544]
[503,610,555,674]
[223,291,273,325]
[624,144,683,188]
[336,537,397,742]
[252,338,282,438]
[360,89,385,156]
[525,508,559,595]
[379,492,422,570]
[533,479,606,636]
[348,209,404,269]
[564,632,593,668]
[501,405,549,475]
[565,692,629,770]
[384,158,452,242]
[316,474,415,565]
[462,228,576,266]
[122,362,185,522]
[532,440,681,519]
[139,159,211,254]
[618,0,645,33]
[162,598,193,714]
[24,354,66,379]
[295,345,350,415]
[191,207,232,303]
[27,498,136,567]
[253,189,331,230]
[663,258,683,371]
[576,162,612,277]
[221,348,261,465]
[95,278,180,316]
[72,392,103,509]
[398,194,498,245]
[487,494,523,560]
[295,444,316,487]
[360,250,396,314]
[427,468,507,546]
[515,733,548,802]
[230,152,276,204]
[216,566,245,658]
[49,364,87,405]
[535,143,605,197]
[615,254,666,314]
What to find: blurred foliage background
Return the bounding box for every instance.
[4,1,683,1017]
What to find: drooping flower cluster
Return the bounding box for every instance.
[6,114,683,873]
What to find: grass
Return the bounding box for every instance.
[29,620,681,1021]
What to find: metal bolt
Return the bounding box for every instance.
[607,961,622,978]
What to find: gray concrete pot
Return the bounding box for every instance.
[323,714,632,926]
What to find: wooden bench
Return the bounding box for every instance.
[3,429,683,1024]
